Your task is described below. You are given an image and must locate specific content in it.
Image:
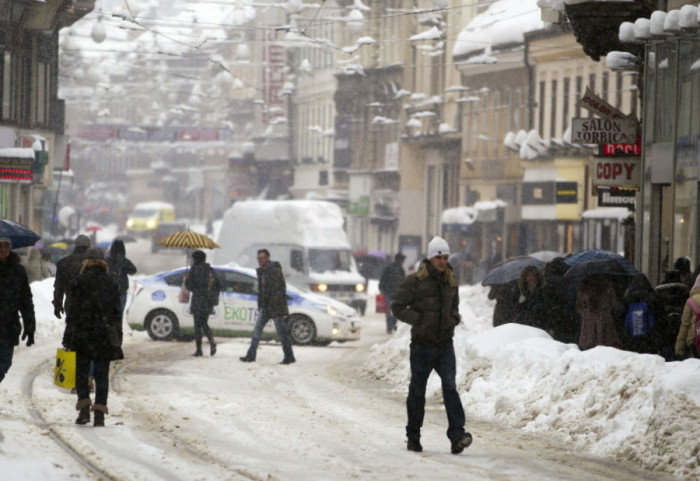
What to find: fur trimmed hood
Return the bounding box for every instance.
[79,258,109,274]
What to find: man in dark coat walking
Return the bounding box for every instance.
[379,252,406,333]
[0,237,35,383]
[53,234,91,348]
[68,247,123,426]
[391,236,472,455]
[240,248,295,364]
[106,239,137,314]
[185,250,217,357]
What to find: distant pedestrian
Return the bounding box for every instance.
[26,246,50,283]
[240,249,295,364]
[379,252,406,333]
[674,256,693,290]
[576,274,623,350]
[106,239,137,314]
[53,234,91,349]
[655,270,690,360]
[0,237,35,384]
[391,236,472,455]
[68,247,123,426]
[488,280,519,327]
[184,250,217,357]
[514,265,545,329]
[543,258,575,341]
[620,273,664,355]
[675,275,700,359]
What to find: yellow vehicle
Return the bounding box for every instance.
[126,201,175,235]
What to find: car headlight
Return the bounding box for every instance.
[355,283,365,293]
[312,283,328,293]
[126,219,134,228]
[312,303,338,316]
[146,219,157,229]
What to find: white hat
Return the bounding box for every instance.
[427,236,450,259]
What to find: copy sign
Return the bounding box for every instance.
[593,157,641,187]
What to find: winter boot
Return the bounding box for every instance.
[450,432,473,454]
[75,398,92,425]
[92,404,108,427]
[407,437,423,452]
[192,338,203,357]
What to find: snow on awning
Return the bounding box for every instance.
[0,148,35,159]
[442,200,507,226]
[582,207,633,220]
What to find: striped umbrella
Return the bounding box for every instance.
[156,231,219,249]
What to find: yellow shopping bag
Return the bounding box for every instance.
[54,348,76,389]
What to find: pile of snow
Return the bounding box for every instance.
[365,284,700,479]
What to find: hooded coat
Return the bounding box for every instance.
[621,273,665,354]
[256,260,289,319]
[0,252,35,346]
[391,259,460,347]
[576,274,623,350]
[68,259,123,361]
[676,276,700,357]
[106,240,137,295]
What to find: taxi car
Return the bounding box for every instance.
[125,265,361,345]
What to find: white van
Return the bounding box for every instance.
[214,200,367,314]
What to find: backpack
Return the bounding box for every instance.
[207,268,222,306]
[685,298,700,353]
[624,301,655,338]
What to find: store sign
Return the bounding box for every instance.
[0,156,33,183]
[597,187,637,208]
[571,117,637,145]
[601,137,642,156]
[576,87,628,120]
[555,182,578,204]
[593,157,641,187]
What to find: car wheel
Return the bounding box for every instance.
[287,314,316,345]
[145,309,179,341]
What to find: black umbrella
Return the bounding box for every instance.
[562,258,637,280]
[482,256,546,286]
[564,249,637,275]
[0,219,41,249]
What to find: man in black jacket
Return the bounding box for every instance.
[53,234,91,348]
[240,249,295,364]
[391,236,472,455]
[0,237,35,383]
[379,252,406,333]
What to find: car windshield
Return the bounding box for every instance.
[308,249,353,273]
[132,208,157,218]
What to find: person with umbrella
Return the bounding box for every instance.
[514,265,546,329]
[576,274,624,350]
[0,237,35,383]
[185,250,218,357]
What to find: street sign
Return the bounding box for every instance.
[593,156,641,187]
[576,86,628,120]
[571,117,637,145]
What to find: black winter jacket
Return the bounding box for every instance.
[0,252,35,346]
[106,254,137,295]
[53,247,88,315]
[185,261,216,315]
[68,259,123,361]
[256,261,289,319]
[391,259,460,347]
[379,261,405,298]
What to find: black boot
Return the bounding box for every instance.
[407,437,423,452]
[451,432,472,454]
[75,399,91,425]
[193,338,203,356]
[210,343,217,356]
[93,404,108,427]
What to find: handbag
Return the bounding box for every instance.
[179,283,190,303]
[54,348,76,389]
[376,293,387,314]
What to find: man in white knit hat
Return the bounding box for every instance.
[391,236,472,455]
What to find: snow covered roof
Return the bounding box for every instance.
[0,148,35,159]
[617,4,699,43]
[453,0,544,59]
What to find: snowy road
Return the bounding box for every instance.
[7,312,677,481]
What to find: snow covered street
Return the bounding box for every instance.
[0,279,696,480]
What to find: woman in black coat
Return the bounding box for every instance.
[68,247,123,427]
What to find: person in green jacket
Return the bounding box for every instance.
[391,236,472,455]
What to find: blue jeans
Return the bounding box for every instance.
[384,293,396,332]
[76,354,110,406]
[406,340,466,442]
[0,344,14,384]
[245,312,295,361]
